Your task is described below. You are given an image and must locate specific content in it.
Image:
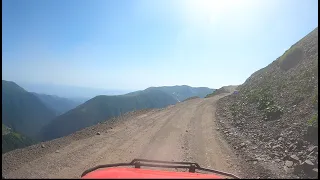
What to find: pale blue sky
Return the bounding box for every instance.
[2,0,318,90]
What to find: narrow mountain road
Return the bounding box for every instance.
[2,94,244,178]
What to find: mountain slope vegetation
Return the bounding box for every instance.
[32,93,81,115]
[40,89,178,141]
[216,27,318,178]
[2,80,56,139]
[2,124,37,154]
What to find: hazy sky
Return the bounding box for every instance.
[2,0,318,90]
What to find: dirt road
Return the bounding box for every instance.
[2,94,244,178]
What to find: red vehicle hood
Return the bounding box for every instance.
[81,167,225,179]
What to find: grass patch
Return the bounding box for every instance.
[246,87,273,106]
[2,131,37,153]
[244,87,284,121]
[263,105,284,121]
[12,132,22,139]
[305,113,318,144]
[308,113,318,127]
[279,46,304,71]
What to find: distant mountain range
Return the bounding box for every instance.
[2,81,88,153]
[40,85,214,141]
[32,93,82,115]
[16,81,133,99]
[2,80,214,150]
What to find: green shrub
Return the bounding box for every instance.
[246,87,274,110]
[308,113,318,127]
[263,105,283,121]
[2,132,36,153]
[257,94,274,110]
[230,104,239,117]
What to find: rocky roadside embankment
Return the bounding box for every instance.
[215,27,318,179]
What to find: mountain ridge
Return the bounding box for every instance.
[32,92,82,115]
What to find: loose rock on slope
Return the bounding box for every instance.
[215,27,318,179]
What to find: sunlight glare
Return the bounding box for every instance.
[183,0,257,24]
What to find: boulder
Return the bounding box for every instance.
[304,159,315,167]
[290,155,300,162]
[284,166,294,174]
[275,158,281,162]
[307,146,318,153]
[272,144,282,150]
[285,160,294,167]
